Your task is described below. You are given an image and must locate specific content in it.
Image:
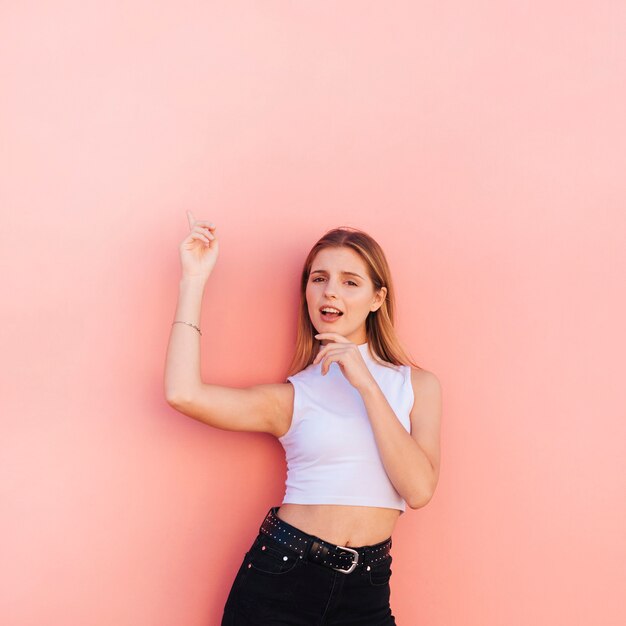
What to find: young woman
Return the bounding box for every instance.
[164,212,442,625]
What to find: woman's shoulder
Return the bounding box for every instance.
[254,380,296,438]
[407,367,442,398]
[285,361,316,382]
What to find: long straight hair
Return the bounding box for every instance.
[285,226,422,378]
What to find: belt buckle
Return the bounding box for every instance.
[332,545,359,574]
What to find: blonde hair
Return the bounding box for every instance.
[285,226,423,378]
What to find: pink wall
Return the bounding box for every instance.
[2,2,625,624]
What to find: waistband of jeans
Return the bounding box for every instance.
[258,505,392,572]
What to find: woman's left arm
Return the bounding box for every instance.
[359,369,442,509]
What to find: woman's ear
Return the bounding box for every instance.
[372,286,387,312]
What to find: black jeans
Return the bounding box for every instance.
[221,508,397,625]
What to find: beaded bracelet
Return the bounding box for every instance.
[172,320,202,336]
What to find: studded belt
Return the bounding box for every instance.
[259,506,392,575]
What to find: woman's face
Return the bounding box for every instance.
[306,246,386,346]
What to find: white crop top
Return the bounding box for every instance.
[279,342,414,514]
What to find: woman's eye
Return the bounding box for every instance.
[311,277,357,286]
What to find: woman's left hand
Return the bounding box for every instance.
[313,333,377,393]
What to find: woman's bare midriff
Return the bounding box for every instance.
[276,503,401,547]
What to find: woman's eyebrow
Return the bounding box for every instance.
[310,269,364,280]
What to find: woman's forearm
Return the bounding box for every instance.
[164,275,208,404]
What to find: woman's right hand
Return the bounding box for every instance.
[179,210,219,281]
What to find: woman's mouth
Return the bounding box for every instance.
[320,307,343,322]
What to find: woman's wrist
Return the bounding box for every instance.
[179,274,208,289]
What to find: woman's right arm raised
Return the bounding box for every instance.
[163,212,285,436]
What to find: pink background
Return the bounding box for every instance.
[2,2,625,625]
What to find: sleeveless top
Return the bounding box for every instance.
[279,341,414,514]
